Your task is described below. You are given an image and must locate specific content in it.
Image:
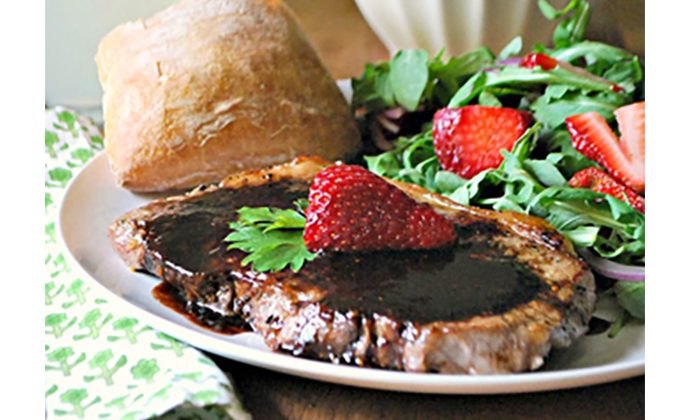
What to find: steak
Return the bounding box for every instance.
[109,157,596,374]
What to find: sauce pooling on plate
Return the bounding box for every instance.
[152,282,250,335]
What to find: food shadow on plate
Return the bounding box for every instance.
[542,319,644,371]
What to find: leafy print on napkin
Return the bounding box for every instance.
[44,107,249,420]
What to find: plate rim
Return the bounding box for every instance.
[57,152,645,394]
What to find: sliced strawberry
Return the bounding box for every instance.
[569,167,645,213]
[520,53,559,70]
[615,101,646,170]
[432,106,533,179]
[566,101,645,193]
[303,164,457,252]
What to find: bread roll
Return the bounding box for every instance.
[96,0,361,192]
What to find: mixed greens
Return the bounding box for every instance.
[354,0,644,320]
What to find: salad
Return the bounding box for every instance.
[351,0,644,328]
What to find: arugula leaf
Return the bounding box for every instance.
[427,48,495,105]
[538,0,580,19]
[389,50,430,110]
[530,187,645,263]
[485,66,620,93]
[539,0,591,48]
[551,41,638,65]
[542,131,596,178]
[497,36,523,61]
[549,41,643,94]
[351,62,393,111]
[530,92,624,129]
[352,48,494,112]
[364,129,441,192]
[614,282,645,320]
[478,91,502,107]
[434,171,466,192]
[447,72,487,107]
[524,159,567,186]
[224,202,316,272]
[448,63,629,116]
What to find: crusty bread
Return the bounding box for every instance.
[96,0,361,192]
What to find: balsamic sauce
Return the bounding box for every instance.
[145,181,309,275]
[152,282,250,335]
[296,244,546,323]
[145,180,548,330]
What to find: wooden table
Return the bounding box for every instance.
[211,2,644,418]
[212,356,643,419]
[285,0,388,79]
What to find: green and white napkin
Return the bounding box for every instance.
[45,107,250,420]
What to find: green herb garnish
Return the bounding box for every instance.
[224,201,316,273]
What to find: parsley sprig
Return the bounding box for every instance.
[224,200,316,273]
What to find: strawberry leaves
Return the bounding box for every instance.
[224,202,316,273]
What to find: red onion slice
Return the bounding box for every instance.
[578,248,645,282]
[382,107,406,120]
[495,57,524,67]
[376,114,401,134]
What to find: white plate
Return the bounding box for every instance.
[58,153,644,394]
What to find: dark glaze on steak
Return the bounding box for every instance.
[110,157,596,374]
[143,181,308,275]
[144,182,547,322]
[305,244,546,324]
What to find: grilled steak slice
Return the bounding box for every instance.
[110,157,595,374]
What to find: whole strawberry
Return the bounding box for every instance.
[303,164,457,252]
[433,105,533,179]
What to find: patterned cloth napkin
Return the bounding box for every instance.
[45,107,250,420]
